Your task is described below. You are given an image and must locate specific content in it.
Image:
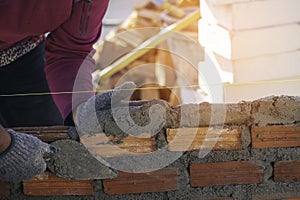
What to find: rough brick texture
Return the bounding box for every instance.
[11,126,70,142]
[252,125,300,148]
[274,161,300,183]
[167,127,242,151]
[80,134,156,157]
[23,172,94,196]
[190,161,263,187]
[103,169,178,195]
[0,181,10,197]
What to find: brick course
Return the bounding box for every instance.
[4,96,300,199]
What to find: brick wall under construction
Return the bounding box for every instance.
[0,95,300,200]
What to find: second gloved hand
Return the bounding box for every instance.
[0,130,58,182]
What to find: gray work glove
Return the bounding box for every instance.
[75,82,170,139]
[0,129,58,182]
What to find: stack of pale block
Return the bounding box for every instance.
[198,0,300,102]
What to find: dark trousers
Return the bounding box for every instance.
[0,40,63,128]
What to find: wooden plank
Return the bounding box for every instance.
[167,127,242,151]
[0,181,10,197]
[23,172,93,196]
[80,133,156,158]
[115,30,146,47]
[9,126,70,142]
[103,169,178,195]
[95,40,133,69]
[201,0,300,30]
[252,126,300,148]
[274,161,300,183]
[198,19,300,60]
[190,161,263,187]
[138,9,162,22]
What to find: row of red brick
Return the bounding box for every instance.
[1,160,299,197]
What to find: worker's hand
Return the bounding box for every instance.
[75,82,169,138]
[0,130,59,182]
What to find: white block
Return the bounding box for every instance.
[199,20,300,60]
[201,0,300,30]
[224,77,300,103]
[211,50,300,83]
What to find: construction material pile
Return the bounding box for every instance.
[93,0,203,105]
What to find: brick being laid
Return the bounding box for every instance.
[201,0,300,31]
[274,160,300,183]
[102,169,178,195]
[23,172,94,196]
[190,161,263,187]
[166,127,242,151]
[198,19,300,60]
[252,126,300,149]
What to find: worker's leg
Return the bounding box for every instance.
[0,40,64,128]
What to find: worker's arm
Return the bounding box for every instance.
[45,0,109,122]
[0,124,58,182]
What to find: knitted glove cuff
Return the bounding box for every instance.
[0,129,14,159]
[0,130,48,181]
[2,130,42,162]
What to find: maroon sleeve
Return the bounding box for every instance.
[45,0,109,120]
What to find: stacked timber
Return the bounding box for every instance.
[94,0,202,105]
[199,0,300,102]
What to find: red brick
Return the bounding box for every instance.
[190,161,263,187]
[0,181,10,197]
[80,133,156,158]
[11,126,70,142]
[167,127,242,152]
[103,169,178,195]
[252,125,300,148]
[274,160,300,182]
[23,172,93,196]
